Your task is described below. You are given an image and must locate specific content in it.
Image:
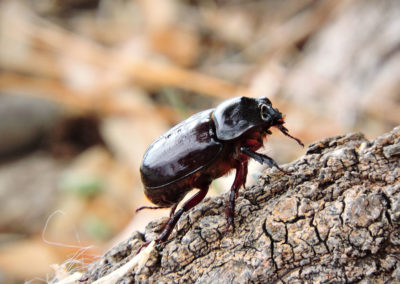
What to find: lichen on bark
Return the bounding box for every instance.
[81,126,400,283]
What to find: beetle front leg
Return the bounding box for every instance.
[240,147,290,174]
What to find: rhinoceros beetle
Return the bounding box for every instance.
[137,96,303,250]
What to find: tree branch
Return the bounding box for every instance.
[80,126,400,283]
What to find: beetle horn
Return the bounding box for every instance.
[277,125,304,147]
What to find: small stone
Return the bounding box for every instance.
[383,143,400,158]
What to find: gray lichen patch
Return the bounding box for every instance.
[80,126,400,283]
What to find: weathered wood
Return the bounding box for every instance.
[81,126,400,283]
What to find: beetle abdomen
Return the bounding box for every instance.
[143,179,192,206]
[140,109,223,191]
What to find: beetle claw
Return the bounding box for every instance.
[224,220,235,236]
[276,165,291,175]
[223,226,233,237]
[136,241,152,255]
[224,205,236,236]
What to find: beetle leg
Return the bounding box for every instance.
[240,147,290,175]
[225,161,246,233]
[168,203,178,218]
[238,160,248,198]
[136,241,151,254]
[136,188,208,254]
[136,202,180,254]
[155,203,179,233]
[136,202,177,215]
[157,187,209,243]
[135,205,169,213]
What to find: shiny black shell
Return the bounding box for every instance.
[140,97,272,191]
[140,109,223,189]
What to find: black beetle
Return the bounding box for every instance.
[137,96,303,249]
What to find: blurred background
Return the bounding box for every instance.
[0,0,399,282]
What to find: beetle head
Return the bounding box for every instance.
[258,98,304,147]
[259,98,283,126]
[213,97,303,147]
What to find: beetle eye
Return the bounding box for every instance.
[260,104,272,122]
[264,98,271,105]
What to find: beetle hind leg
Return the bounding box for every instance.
[135,205,169,213]
[154,187,209,245]
[136,190,208,254]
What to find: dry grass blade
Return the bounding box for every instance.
[1,2,248,100]
[0,73,152,117]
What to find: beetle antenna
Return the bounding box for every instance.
[277,125,304,147]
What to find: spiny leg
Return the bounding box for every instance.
[168,203,178,218]
[238,160,248,198]
[136,187,208,254]
[225,160,247,233]
[240,146,290,174]
[136,203,178,235]
[136,205,169,213]
[158,203,178,232]
[136,203,177,216]
[157,187,208,243]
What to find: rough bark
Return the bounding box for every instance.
[81,126,400,283]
